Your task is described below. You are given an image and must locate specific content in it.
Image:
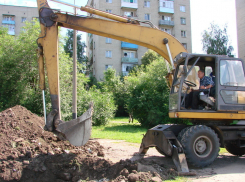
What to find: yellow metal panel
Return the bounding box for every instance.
[169,112,245,120]
[169,112,175,118]
[55,14,187,65]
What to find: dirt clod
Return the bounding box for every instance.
[128,173,139,182]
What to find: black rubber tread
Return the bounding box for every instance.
[155,147,171,157]
[177,126,190,142]
[225,142,245,156]
[180,125,220,168]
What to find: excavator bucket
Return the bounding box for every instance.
[56,104,93,146]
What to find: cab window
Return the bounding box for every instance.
[220,60,245,86]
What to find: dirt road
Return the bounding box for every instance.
[94,139,245,182]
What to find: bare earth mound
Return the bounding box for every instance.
[0,106,176,182]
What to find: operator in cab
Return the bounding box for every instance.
[185,70,215,109]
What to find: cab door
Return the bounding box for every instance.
[216,58,245,111]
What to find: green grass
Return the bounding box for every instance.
[91,117,147,143]
[165,177,190,182]
[219,147,228,154]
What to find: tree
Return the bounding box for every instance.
[64,30,88,72]
[202,23,234,57]
[0,19,43,113]
[141,49,161,66]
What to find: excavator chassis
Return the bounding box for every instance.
[139,124,189,173]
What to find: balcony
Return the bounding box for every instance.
[121,0,138,9]
[121,57,138,64]
[159,0,174,13]
[159,7,174,14]
[8,31,15,35]
[121,41,138,49]
[122,71,129,76]
[2,20,15,25]
[159,20,174,26]
[89,51,93,61]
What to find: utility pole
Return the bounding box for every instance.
[72,0,77,119]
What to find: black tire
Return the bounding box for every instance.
[180,125,220,168]
[155,147,171,157]
[177,126,190,141]
[225,142,245,156]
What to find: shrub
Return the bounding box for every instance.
[59,55,116,126]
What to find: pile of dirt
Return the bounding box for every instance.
[0,106,176,182]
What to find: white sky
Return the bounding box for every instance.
[0,0,238,57]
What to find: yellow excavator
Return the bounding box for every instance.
[37,0,245,173]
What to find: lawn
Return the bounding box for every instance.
[91,117,147,143]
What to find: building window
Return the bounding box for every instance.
[181,18,186,25]
[123,50,136,58]
[123,0,137,3]
[162,1,173,9]
[181,30,186,37]
[124,11,135,17]
[3,15,14,21]
[162,15,171,21]
[161,28,171,34]
[144,14,150,20]
[106,50,112,58]
[106,0,112,3]
[182,43,187,49]
[3,24,15,35]
[106,37,112,44]
[32,17,39,21]
[21,17,26,23]
[106,9,112,13]
[180,5,186,12]
[105,65,112,70]
[144,1,150,7]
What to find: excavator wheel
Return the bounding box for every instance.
[177,126,190,141]
[225,142,245,156]
[180,125,220,168]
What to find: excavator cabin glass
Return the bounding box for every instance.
[169,53,245,112]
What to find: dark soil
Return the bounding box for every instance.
[0,106,176,182]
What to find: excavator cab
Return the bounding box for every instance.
[169,52,245,114]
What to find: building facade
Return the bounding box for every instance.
[86,0,192,80]
[0,4,38,36]
[236,0,245,60]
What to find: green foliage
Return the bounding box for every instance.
[63,29,88,73]
[202,23,234,56]
[125,57,170,127]
[59,55,116,126]
[141,49,161,67]
[99,68,129,116]
[0,20,43,113]
[0,20,116,127]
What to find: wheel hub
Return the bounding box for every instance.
[193,136,213,158]
[195,139,206,153]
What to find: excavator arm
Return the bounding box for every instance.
[36,0,187,146]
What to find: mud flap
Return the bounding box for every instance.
[56,103,93,146]
[172,145,189,173]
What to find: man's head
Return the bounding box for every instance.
[198,70,205,79]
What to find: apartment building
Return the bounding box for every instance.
[87,0,192,80]
[236,0,245,60]
[0,4,38,36]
